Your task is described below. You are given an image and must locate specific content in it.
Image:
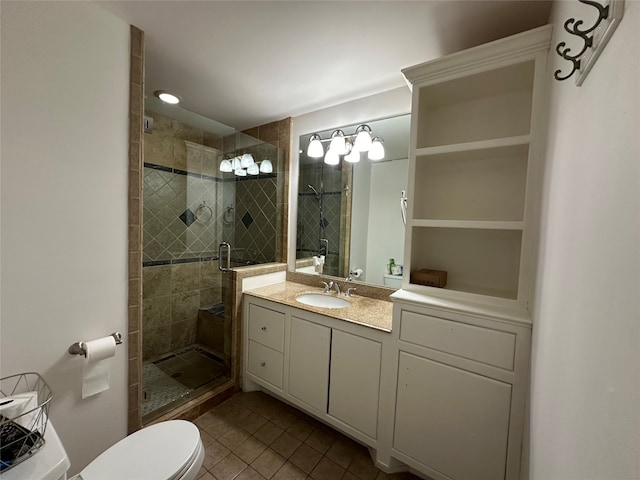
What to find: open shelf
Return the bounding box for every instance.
[412,144,529,221]
[409,227,522,300]
[416,61,534,148]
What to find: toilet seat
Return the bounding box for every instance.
[77,420,203,480]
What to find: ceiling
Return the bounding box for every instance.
[97,1,551,131]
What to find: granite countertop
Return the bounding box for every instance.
[244,281,393,332]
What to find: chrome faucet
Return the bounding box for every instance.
[334,282,341,295]
[345,287,356,297]
[322,281,334,293]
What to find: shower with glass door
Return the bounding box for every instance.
[140,99,282,422]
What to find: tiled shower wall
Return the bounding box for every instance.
[297,162,352,277]
[142,261,223,361]
[142,111,286,361]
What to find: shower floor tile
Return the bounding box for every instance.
[142,344,229,418]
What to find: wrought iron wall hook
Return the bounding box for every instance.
[554,0,614,82]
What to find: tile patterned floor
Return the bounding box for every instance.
[194,391,422,480]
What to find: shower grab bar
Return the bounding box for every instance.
[218,242,231,272]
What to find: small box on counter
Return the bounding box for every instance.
[410,269,447,288]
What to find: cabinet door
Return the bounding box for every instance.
[394,352,511,480]
[288,316,330,412]
[329,330,381,438]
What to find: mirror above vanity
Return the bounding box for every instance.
[295,114,411,288]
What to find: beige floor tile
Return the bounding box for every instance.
[271,461,307,480]
[342,472,362,480]
[270,431,303,459]
[251,448,286,479]
[197,470,216,480]
[208,453,247,480]
[305,426,337,454]
[238,411,268,434]
[269,408,299,430]
[198,392,417,480]
[201,413,235,439]
[235,436,267,464]
[375,471,423,479]
[286,416,316,442]
[235,466,268,480]
[346,450,379,480]
[218,425,251,450]
[202,440,231,470]
[289,443,323,474]
[310,456,346,480]
[254,421,285,445]
[325,437,360,469]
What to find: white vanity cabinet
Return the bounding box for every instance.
[288,316,330,412]
[328,329,381,439]
[390,296,531,480]
[243,294,386,447]
[246,303,285,390]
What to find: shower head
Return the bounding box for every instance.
[307,184,320,200]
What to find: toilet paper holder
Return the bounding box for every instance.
[68,332,123,357]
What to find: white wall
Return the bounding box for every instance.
[365,159,408,285]
[350,159,372,280]
[289,87,411,271]
[1,1,130,475]
[529,1,640,479]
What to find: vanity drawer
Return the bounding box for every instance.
[248,303,285,352]
[247,340,283,389]
[400,310,516,370]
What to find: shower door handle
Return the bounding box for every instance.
[218,242,231,272]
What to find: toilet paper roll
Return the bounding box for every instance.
[82,336,116,399]
[351,268,363,278]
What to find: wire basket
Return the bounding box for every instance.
[0,372,53,472]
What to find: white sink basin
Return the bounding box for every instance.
[296,293,352,309]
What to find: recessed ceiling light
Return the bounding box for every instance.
[154,90,180,105]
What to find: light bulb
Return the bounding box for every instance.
[259,159,273,173]
[234,167,247,176]
[329,130,347,155]
[368,137,385,161]
[241,153,254,168]
[247,163,259,175]
[307,134,324,158]
[354,125,372,152]
[154,90,180,105]
[219,159,233,172]
[324,149,339,165]
[345,148,360,163]
[232,157,241,170]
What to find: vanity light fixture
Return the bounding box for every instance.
[247,163,260,175]
[307,134,324,158]
[329,130,347,155]
[219,158,233,172]
[153,90,181,105]
[219,155,274,176]
[259,159,273,173]
[368,137,385,161]
[240,153,254,168]
[354,124,373,152]
[307,123,385,165]
[344,148,360,163]
[324,149,340,166]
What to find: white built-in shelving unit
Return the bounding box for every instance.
[402,26,553,311]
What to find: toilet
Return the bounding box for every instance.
[383,273,403,289]
[4,419,204,480]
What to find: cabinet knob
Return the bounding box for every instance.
[261,326,267,331]
[260,362,266,367]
